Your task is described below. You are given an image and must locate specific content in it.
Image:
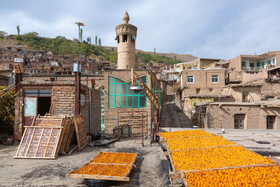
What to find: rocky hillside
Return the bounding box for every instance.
[0,33,197,67]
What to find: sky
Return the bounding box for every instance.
[1,0,280,60]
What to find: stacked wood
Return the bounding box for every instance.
[15,115,88,159]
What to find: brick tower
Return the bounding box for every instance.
[115,11,137,69]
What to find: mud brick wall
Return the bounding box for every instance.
[51,86,75,115]
[206,104,280,129]
[91,88,101,134]
[103,70,153,135]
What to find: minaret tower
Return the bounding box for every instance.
[115,11,137,69]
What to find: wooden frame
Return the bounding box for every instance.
[15,126,62,159]
[67,152,137,181]
[73,115,88,151]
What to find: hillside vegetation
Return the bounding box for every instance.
[1,31,184,66]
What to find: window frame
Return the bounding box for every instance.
[108,76,147,108]
[187,75,194,83]
[211,75,219,83]
[242,61,246,69]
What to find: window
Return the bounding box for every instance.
[108,76,147,108]
[242,92,249,102]
[267,60,271,65]
[261,62,265,69]
[212,75,218,83]
[242,61,246,69]
[234,114,245,129]
[187,75,194,83]
[267,116,275,129]
[272,59,276,66]
[123,35,128,42]
[249,62,254,69]
[116,36,120,44]
[196,88,200,94]
[131,35,135,43]
[256,62,260,69]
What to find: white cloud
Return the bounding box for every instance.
[0,0,280,59]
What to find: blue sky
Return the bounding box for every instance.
[1,0,280,60]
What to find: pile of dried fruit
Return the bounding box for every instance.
[171,146,275,172]
[184,165,280,186]
[166,136,236,151]
[70,152,137,178]
[160,130,213,140]
[71,163,131,177]
[91,152,137,165]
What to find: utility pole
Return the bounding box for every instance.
[74,22,85,116]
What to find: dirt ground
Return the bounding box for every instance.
[0,137,170,187]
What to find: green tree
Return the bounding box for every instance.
[0,87,15,134]
[0,31,7,38]
[95,35,98,45]
[154,48,156,54]
[87,37,91,44]
[16,25,20,35]
[98,38,101,46]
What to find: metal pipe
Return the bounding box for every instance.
[89,87,92,134]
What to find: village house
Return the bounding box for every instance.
[0,46,102,76]
[178,68,231,125]
[195,101,280,130]
[174,58,221,71]
[228,51,280,71]
[13,74,103,140]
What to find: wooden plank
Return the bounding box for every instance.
[66,174,130,181]
[59,118,71,153]
[24,126,63,129]
[56,118,66,155]
[169,172,181,180]
[73,115,88,151]
[24,128,36,157]
[34,128,44,157]
[43,128,53,157]
[181,163,278,173]
[65,121,74,152]
[68,145,78,155]
[89,163,132,166]
[125,164,134,178]
[53,129,62,157]
[180,172,189,187]
[15,126,28,156]
[30,116,37,126]
[14,156,56,159]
